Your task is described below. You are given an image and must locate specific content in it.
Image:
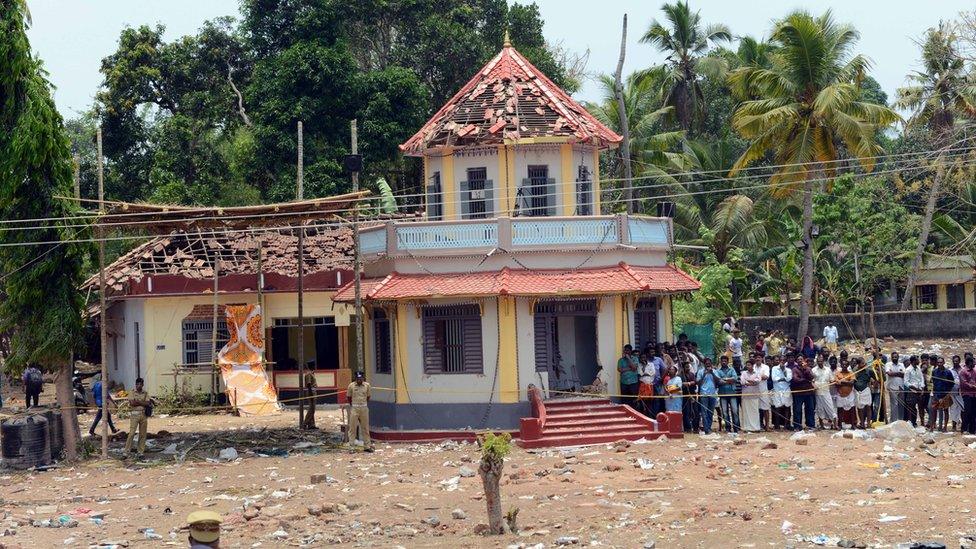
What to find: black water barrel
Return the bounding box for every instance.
[39,408,64,460]
[1,415,51,469]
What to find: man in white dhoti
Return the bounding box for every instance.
[812,355,837,430]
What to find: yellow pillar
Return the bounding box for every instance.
[965,282,975,308]
[505,145,517,216]
[497,145,512,216]
[442,149,457,220]
[394,302,410,403]
[560,143,574,216]
[937,284,948,310]
[592,148,602,214]
[497,296,518,403]
[613,295,629,350]
[661,296,674,341]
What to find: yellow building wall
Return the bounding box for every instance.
[442,149,457,220]
[394,302,410,403]
[937,284,948,310]
[661,295,674,341]
[560,144,574,216]
[139,292,349,397]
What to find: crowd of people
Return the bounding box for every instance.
[615,326,976,436]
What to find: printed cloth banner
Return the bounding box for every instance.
[217,304,280,416]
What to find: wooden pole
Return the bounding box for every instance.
[296,121,306,426]
[210,231,219,407]
[351,120,364,374]
[96,128,108,459]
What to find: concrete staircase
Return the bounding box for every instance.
[518,388,681,449]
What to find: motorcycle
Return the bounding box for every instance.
[72,375,88,412]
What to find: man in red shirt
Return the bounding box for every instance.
[960,356,976,435]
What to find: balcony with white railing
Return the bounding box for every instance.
[358,214,672,259]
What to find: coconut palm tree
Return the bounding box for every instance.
[895,21,976,310]
[728,10,899,341]
[640,1,731,136]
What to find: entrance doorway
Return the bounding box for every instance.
[533,300,599,393]
[270,317,341,403]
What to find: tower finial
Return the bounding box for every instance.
[503,29,511,48]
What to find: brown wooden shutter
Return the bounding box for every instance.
[462,317,483,373]
[422,317,443,373]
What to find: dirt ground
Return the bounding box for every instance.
[0,408,971,548]
[1,337,976,548]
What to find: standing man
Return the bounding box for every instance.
[728,329,745,371]
[647,346,667,416]
[89,376,118,437]
[811,355,837,430]
[853,357,874,429]
[903,356,925,427]
[695,358,720,435]
[960,356,976,435]
[716,356,740,433]
[617,345,639,408]
[757,354,772,431]
[301,370,317,429]
[822,323,839,354]
[346,371,374,452]
[22,363,43,408]
[885,352,905,423]
[790,356,816,431]
[950,355,964,431]
[123,377,150,457]
[770,355,793,430]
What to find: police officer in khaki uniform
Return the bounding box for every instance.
[124,377,150,456]
[346,371,373,452]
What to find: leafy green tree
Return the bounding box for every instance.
[640,0,731,135]
[813,174,919,313]
[0,0,89,459]
[729,9,899,340]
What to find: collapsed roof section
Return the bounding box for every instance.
[400,42,621,155]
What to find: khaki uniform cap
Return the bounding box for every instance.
[187,510,222,543]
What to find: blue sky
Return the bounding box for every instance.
[25,0,976,117]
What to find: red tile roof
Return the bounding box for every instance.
[400,43,621,155]
[334,263,699,302]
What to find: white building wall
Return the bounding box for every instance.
[515,298,542,399]
[106,299,145,392]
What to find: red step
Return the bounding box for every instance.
[518,397,671,449]
[520,429,666,449]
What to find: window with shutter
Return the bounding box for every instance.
[576,165,592,215]
[422,304,483,374]
[464,167,491,219]
[182,320,229,365]
[373,310,392,374]
[633,298,658,349]
[527,165,551,217]
[426,172,442,221]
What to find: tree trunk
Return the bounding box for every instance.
[479,457,505,534]
[797,179,815,342]
[613,14,633,214]
[901,161,945,311]
[55,361,79,461]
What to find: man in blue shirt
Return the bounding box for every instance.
[646,345,667,415]
[696,358,721,434]
[89,377,119,437]
[716,356,741,433]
